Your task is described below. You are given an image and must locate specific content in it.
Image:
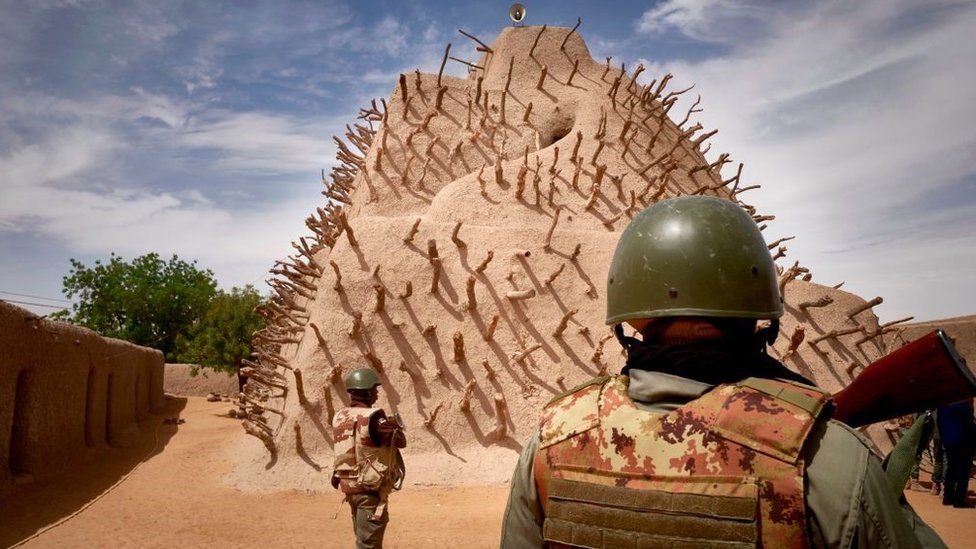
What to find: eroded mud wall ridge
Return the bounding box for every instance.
[0,301,164,496]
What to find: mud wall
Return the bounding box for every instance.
[890,315,976,367]
[0,301,165,497]
[164,363,239,397]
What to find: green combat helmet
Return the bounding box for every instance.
[343,367,381,391]
[606,195,782,326]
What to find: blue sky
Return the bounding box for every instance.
[1,0,974,323]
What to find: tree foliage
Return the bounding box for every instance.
[175,286,267,375]
[53,253,217,359]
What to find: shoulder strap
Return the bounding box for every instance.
[545,375,611,408]
[710,377,831,464]
[351,407,384,457]
[539,376,612,448]
[739,377,829,417]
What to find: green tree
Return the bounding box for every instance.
[53,253,217,358]
[175,286,267,375]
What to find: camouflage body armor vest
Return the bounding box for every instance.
[332,406,394,494]
[534,375,831,548]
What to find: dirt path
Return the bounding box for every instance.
[906,489,973,549]
[0,396,971,548]
[1,397,509,548]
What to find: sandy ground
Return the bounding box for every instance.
[1,396,971,548]
[905,489,973,549]
[1,396,508,548]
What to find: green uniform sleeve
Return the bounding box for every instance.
[805,420,946,548]
[499,433,544,548]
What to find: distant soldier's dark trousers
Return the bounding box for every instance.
[932,429,945,484]
[911,413,935,481]
[348,491,389,549]
[942,444,975,506]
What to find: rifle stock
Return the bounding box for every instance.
[831,330,976,428]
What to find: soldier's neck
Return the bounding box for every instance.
[627,370,712,413]
[350,398,374,408]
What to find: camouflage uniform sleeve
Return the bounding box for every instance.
[805,420,945,548]
[499,432,544,549]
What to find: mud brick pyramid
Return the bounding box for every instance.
[230,25,908,489]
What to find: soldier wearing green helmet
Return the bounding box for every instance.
[500,196,943,548]
[344,366,382,392]
[606,195,782,322]
[331,367,406,548]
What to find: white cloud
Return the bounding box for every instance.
[0,88,335,289]
[637,0,722,37]
[374,15,409,56]
[182,65,222,94]
[633,0,976,321]
[636,0,773,44]
[0,127,117,200]
[119,2,179,44]
[1,88,337,176]
[179,109,335,174]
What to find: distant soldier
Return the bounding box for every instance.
[931,416,946,495]
[937,398,976,507]
[331,368,406,549]
[905,411,936,492]
[500,196,943,548]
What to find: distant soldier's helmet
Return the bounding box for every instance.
[343,368,381,391]
[606,196,782,325]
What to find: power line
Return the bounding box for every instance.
[0,290,73,303]
[1,299,70,310]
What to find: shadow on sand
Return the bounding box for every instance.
[0,396,188,547]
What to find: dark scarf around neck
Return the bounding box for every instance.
[621,339,816,387]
